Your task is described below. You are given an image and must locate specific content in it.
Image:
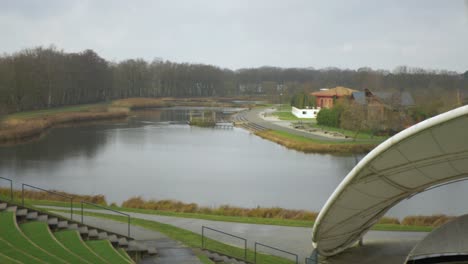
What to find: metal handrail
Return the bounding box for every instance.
[202,226,247,261]
[22,183,73,219]
[254,242,298,264]
[80,201,131,237]
[0,177,13,201]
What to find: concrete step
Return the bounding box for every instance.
[0,203,7,211]
[98,232,108,240]
[16,208,28,217]
[47,217,58,225]
[26,211,39,220]
[37,215,48,222]
[118,237,129,247]
[78,226,88,235]
[67,223,78,230]
[6,206,17,212]
[88,229,99,238]
[57,220,68,229]
[107,234,118,244]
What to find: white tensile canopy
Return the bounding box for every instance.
[406,214,468,263]
[312,105,468,257]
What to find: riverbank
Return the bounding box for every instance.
[237,106,384,154]
[0,104,129,145]
[3,188,451,232]
[255,130,378,154]
[0,97,256,145]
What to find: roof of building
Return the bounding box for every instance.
[351,90,415,107]
[312,105,468,257]
[311,86,357,97]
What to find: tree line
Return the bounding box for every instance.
[0,46,466,114]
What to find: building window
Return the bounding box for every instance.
[302,111,307,114]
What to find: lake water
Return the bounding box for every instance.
[0,108,467,219]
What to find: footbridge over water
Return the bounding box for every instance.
[312,105,468,257]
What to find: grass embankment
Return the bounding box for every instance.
[0,104,128,144]
[255,130,379,154]
[26,196,444,232]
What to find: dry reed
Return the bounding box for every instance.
[121,196,319,221]
[0,187,106,204]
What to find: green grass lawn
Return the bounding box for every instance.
[86,240,131,264]
[0,212,65,264]
[54,230,108,264]
[270,130,380,146]
[20,222,87,263]
[310,124,388,141]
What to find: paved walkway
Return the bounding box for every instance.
[240,107,349,142]
[42,206,428,263]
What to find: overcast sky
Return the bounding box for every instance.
[1,0,468,72]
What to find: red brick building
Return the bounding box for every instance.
[311,86,356,108]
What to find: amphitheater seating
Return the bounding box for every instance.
[0,200,156,263]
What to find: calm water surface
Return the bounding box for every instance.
[0,108,466,218]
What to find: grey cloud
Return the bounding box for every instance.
[0,0,467,72]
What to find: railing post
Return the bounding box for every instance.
[9,179,13,201]
[128,215,130,237]
[81,202,84,224]
[201,226,205,249]
[70,198,73,220]
[21,183,24,206]
[254,242,257,264]
[244,239,247,261]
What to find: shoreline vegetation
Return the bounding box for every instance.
[0,97,251,145]
[255,130,379,154]
[0,96,381,153]
[0,188,454,231]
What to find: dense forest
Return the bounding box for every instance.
[0,46,466,114]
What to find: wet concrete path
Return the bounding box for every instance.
[42,206,428,263]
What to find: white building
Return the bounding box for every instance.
[291,106,321,118]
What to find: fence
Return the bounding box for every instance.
[201,226,247,261]
[22,183,74,219]
[254,242,298,264]
[80,201,131,237]
[0,176,13,201]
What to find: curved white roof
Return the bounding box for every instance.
[406,214,468,262]
[312,105,468,257]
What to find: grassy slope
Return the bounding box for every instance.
[20,222,87,263]
[0,212,65,264]
[69,210,297,264]
[0,236,44,263]
[54,230,108,264]
[256,130,378,154]
[86,240,131,264]
[0,252,22,264]
[116,248,132,262]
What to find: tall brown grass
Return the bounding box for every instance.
[112,97,245,110]
[0,187,106,204]
[0,109,128,144]
[255,130,376,154]
[401,215,456,227]
[122,196,319,221]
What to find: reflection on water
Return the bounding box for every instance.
[0,108,467,218]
